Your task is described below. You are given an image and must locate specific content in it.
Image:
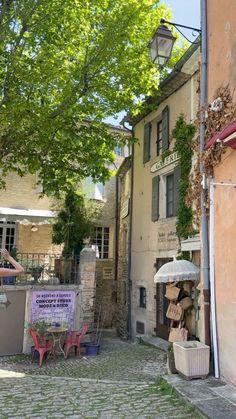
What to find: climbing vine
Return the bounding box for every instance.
[172,115,196,240]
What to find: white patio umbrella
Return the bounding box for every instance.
[154,257,200,283]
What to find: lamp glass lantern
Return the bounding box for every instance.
[148,24,176,67]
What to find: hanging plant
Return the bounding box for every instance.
[172,115,196,240]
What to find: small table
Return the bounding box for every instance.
[47,327,68,356]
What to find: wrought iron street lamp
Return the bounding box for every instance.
[148,18,201,67]
[148,24,176,67]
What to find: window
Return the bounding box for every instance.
[152,165,180,220]
[139,287,146,308]
[0,222,16,251]
[82,177,104,201]
[166,174,174,217]
[114,146,124,156]
[157,121,162,156]
[92,227,109,259]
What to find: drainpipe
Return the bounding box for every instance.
[127,141,134,340]
[114,175,119,283]
[209,179,219,378]
[200,0,211,346]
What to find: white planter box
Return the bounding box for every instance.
[173,341,210,378]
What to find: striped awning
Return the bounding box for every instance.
[205,120,236,150]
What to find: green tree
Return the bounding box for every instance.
[0,0,185,195]
[52,189,97,257]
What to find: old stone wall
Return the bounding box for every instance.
[16,224,61,254]
[0,172,55,210]
[79,247,96,332]
[116,160,131,339]
[94,260,117,328]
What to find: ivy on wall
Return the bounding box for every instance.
[172,115,196,240]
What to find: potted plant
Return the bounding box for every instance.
[30,265,43,282]
[173,341,210,379]
[30,320,50,337]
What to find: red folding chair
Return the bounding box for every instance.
[30,329,55,368]
[63,324,88,359]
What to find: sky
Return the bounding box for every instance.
[106,0,200,127]
[161,0,200,41]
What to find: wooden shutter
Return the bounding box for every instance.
[143,123,151,164]
[162,106,169,151]
[173,164,181,215]
[152,175,160,221]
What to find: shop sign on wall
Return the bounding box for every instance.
[31,290,75,327]
[121,198,130,219]
[150,152,179,173]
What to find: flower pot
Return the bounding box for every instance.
[3,276,16,285]
[31,346,39,360]
[173,341,210,379]
[85,343,100,356]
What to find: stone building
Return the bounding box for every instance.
[0,171,59,254]
[126,42,200,340]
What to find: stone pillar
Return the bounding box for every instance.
[79,246,96,331]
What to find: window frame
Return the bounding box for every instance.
[0,222,16,251]
[93,226,110,259]
[139,286,147,309]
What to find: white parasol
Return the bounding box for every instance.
[154,258,200,283]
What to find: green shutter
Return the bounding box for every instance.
[143,123,151,164]
[162,106,169,151]
[152,175,160,221]
[173,164,181,216]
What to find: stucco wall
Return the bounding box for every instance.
[207,0,236,102]
[207,0,236,385]
[213,149,236,385]
[131,74,198,336]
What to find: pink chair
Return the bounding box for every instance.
[63,324,88,359]
[30,329,55,368]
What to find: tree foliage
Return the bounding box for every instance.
[52,189,98,257]
[0,0,184,195]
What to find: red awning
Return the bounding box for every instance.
[205,120,236,150]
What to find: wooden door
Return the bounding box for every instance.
[155,258,172,340]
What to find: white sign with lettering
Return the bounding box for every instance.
[150,152,179,173]
[121,198,130,219]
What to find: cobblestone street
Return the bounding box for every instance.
[0,337,202,418]
[0,339,203,419]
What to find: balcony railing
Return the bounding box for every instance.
[1,253,80,285]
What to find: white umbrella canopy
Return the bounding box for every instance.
[154,258,200,283]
